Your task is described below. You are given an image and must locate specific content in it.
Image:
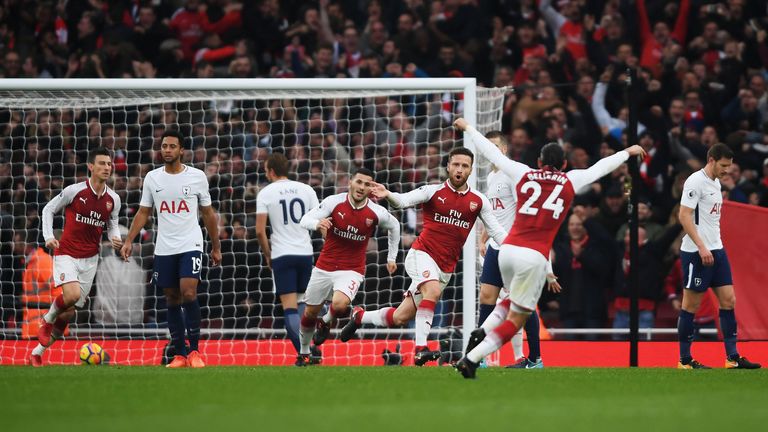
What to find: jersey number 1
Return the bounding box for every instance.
[518,181,564,219]
[279,198,306,224]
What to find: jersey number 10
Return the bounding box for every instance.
[279,198,306,224]
[518,181,565,219]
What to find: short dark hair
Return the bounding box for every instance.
[707,143,733,161]
[352,167,375,179]
[539,142,565,170]
[448,147,474,164]
[88,146,113,163]
[161,129,185,147]
[485,131,509,147]
[266,152,290,177]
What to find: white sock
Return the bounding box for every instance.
[43,302,61,324]
[32,344,46,356]
[467,331,505,363]
[512,328,524,360]
[414,301,435,347]
[298,326,314,355]
[480,301,509,332]
[361,307,393,327]
[321,310,333,324]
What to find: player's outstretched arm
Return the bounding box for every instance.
[567,145,646,191]
[200,205,222,266]
[121,206,152,261]
[454,118,529,182]
[374,182,435,209]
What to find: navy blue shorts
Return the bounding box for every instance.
[272,255,313,296]
[153,251,203,289]
[479,246,504,287]
[680,248,732,292]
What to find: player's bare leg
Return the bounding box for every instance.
[31,307,75,366]
[677,289,710,369]
[341,293,418,341]
[179,278,204,368]
[458,308,531,378]
[712,285,760,369]
[411,280,443,366]
[314,291,351,346]
[164,287,188,368]
[37,282,80,347]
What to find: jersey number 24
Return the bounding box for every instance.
[518,181,564,219]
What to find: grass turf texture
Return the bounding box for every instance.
[2,367,767,431]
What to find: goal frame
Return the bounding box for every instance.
[0,77,480,352]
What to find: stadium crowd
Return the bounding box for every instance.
[1,0,768,338]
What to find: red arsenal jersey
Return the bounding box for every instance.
[42,181,121,259]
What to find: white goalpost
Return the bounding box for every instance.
[0,78,507,366]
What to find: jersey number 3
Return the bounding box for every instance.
[518,181,564,219]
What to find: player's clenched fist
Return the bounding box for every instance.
[453,117,469,131]
[120,242,133,262]
[317,217,332,238]
[45,238,60,250]
[386,261,397,275]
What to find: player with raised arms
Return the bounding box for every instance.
[479,131,561,369]
[121,130,221,368]
[676,144,760,369]
[255,152,320,361]
[33,147,122,366]
[339,147,508,366]
[453,118,646,378]
[295,168,400,366]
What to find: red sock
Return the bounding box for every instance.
[300,315,316,329]
[384,307,396,327]
[53,295,66,311]
[493,320,519,345]
[53,318,68,334]
[419,299,436,312]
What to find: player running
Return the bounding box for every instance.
[478,131,560,369]
[339,147,508,366]
[453,118,646,378]
[33,147,122,366]
[121,130,221,369]
[295,168,400,366]
[676,144,760,369]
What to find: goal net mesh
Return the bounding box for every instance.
[0,82,507,365]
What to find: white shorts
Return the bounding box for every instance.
[53,254,99,308]
[404,249,452,306]
[303,268,365,306]
[498,245,548,311]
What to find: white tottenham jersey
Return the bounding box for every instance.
[256,179,319,258]
[680,169,724,252]
[485,169,518,249]
[139,165,212,256]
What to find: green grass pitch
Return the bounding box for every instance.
[2,366,767,431]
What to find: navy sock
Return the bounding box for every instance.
[719,309,739,359]
[183,300,201,352]
[478,303,495,326]
[284,308,301,353]
[525,310,541,360]
[167,304,187,356]
[678,310,695,363]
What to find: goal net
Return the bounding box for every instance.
[0,78,507,366]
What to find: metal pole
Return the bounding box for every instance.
[626,68,640,367]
